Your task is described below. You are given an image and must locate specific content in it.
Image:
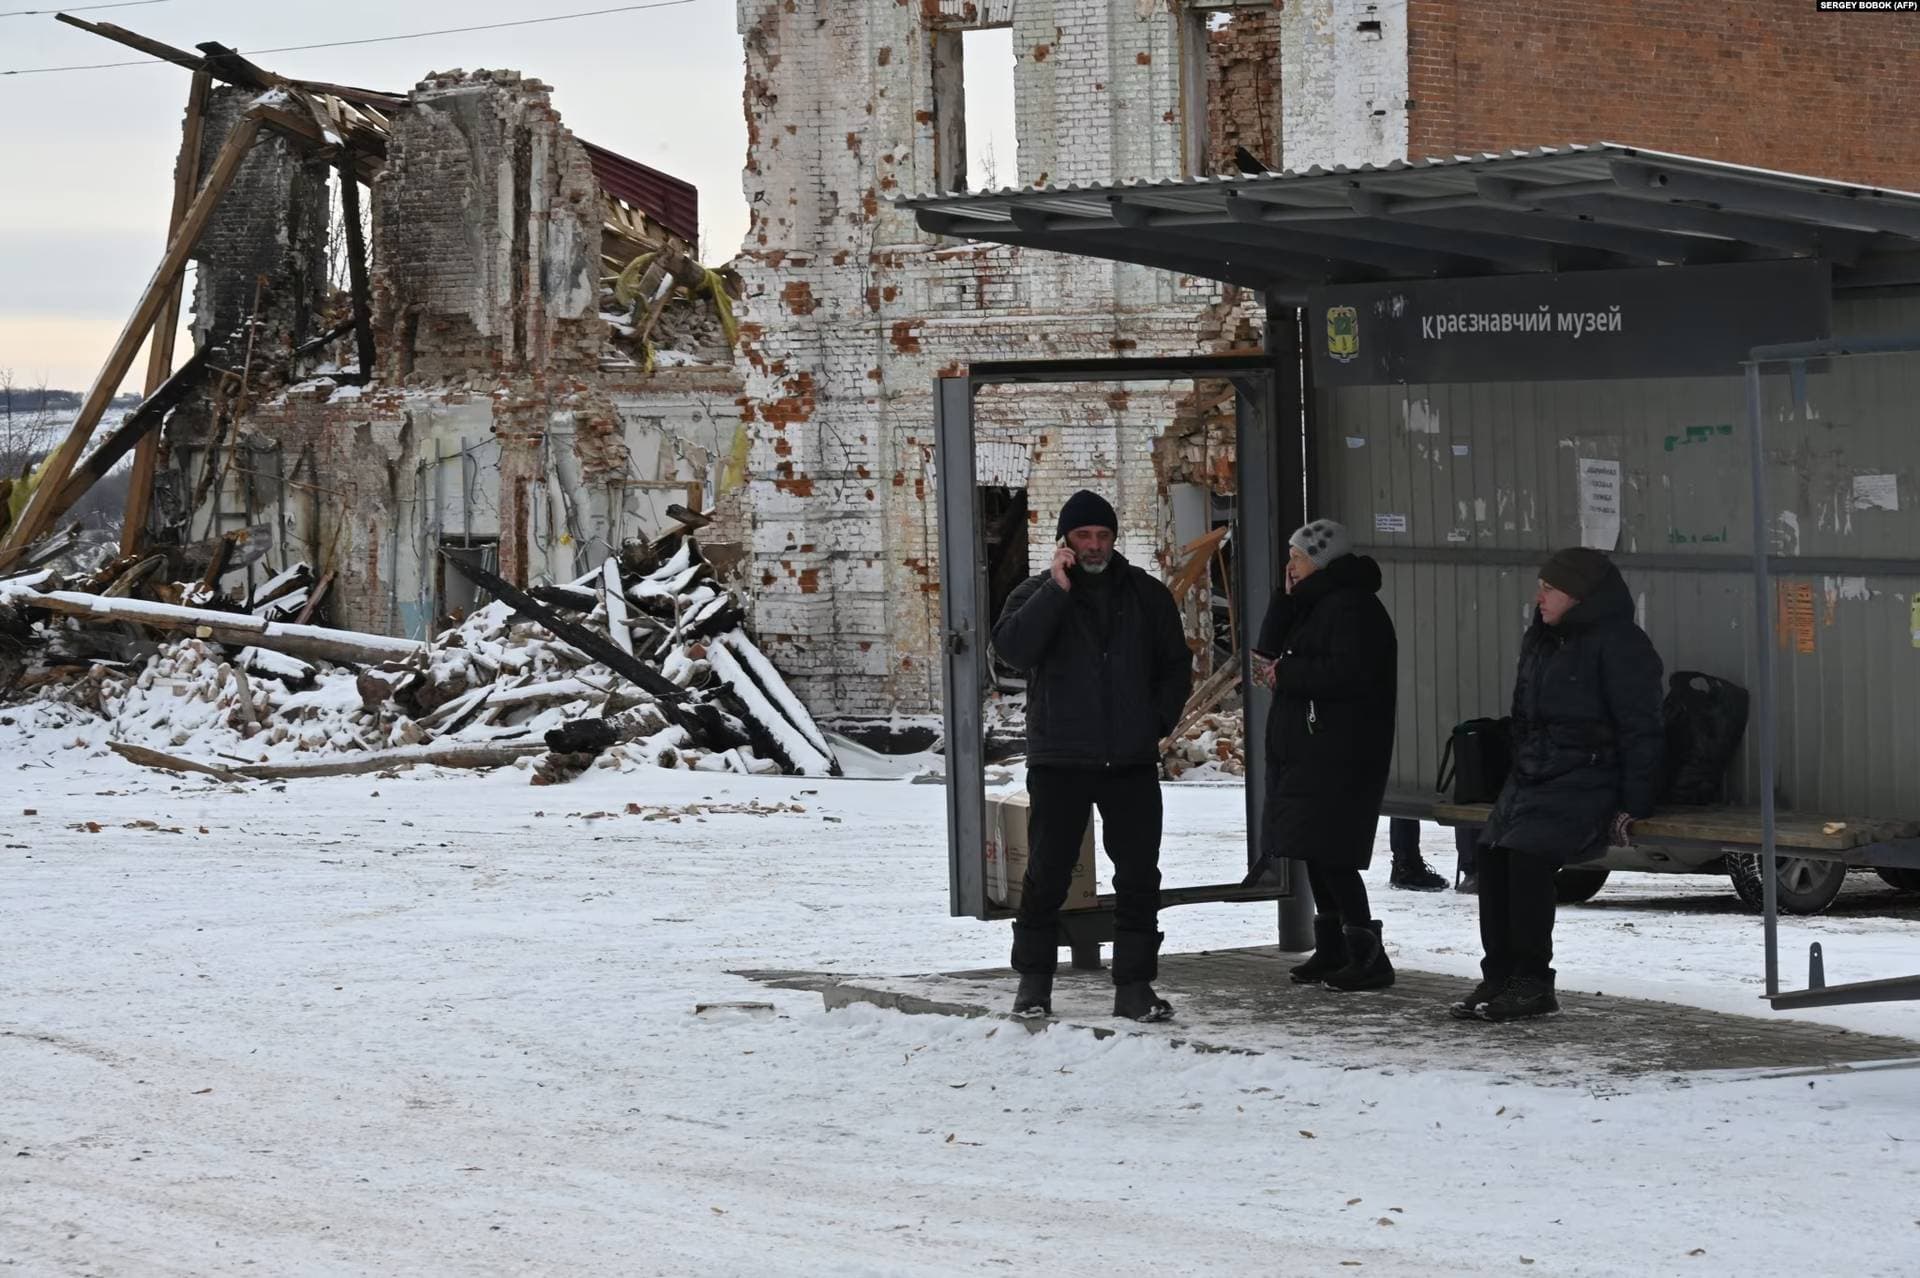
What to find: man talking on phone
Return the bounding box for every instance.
[990,490,1192,1022]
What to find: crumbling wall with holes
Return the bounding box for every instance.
[732,0,1386,718]
[373,70,606,385]
[160,71,743,640]
[189,87,333,369]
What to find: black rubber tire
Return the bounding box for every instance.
[1554,866,1611,905]
[1728,853,1848,915]
[1875,867,1920,893]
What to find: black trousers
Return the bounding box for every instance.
[1011,765,1162,983]
[1306,862,1371,926]
[1476,845,1558,982]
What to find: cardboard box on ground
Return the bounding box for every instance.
[986,791,1097,910]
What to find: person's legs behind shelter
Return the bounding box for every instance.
[1388,818,1448,891]
[1454,825,1480,893]
[1097,766,1173,1022]
[1009,766,1098,1017]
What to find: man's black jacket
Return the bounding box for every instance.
[991,552,1192,769]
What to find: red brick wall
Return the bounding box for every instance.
[1204,9,1283,175]
[1408,0,1920,190]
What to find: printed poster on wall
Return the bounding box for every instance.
[1577,458,1622,551]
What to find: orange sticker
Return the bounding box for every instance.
[1777,582,1816,655]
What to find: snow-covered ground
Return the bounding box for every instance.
[4,733,1918,1275]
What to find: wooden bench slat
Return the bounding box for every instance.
[1429,802,1917,852]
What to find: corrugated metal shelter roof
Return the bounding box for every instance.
[896,143,1920,300]
[581,140,700,247]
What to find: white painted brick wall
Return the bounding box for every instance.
[732,0,1404,717]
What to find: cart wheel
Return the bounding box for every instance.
[1728,853,1847,915]
[1554,866,1611,904]
[1875,867,1920,893]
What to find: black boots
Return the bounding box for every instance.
[1289,915,1348,984]
[1390,847,1448,891]
[1113,981,1174,1022]
[1112,929,1174,1022]
[1448,977,1503,1020]
[1323,921,1395,991]
[1481,974,1559,1022]
[1012,973,1052,1018]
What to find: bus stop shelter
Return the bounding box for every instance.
[901,143,1920,1007]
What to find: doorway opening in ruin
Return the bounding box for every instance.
[980,483,1028,686]
[437,536,499,627]
[1179,2,1283,178]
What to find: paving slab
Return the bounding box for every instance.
[744,945,1920,1088]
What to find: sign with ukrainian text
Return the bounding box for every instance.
[1308,259,1831,386]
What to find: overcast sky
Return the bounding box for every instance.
[0,0,757,392]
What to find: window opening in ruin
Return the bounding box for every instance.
[323,171,374,377]
[1180,3,1283,178]
[980,484,1028,687]
[934,26,1019,192]
[961,28,1018,191]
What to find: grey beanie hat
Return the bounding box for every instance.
[1288,519,1352,569]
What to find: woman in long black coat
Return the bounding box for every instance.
[1246,518,1399,991]
[1458,547,1665,1022]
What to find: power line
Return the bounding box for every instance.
[1,0,171,17]
[1,0,704,76]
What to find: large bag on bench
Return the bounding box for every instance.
[1659,671,1750,805]
[1435,717,1512,804]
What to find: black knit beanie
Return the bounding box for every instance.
[1539,547,1612,600]
[1056,489,1119,541]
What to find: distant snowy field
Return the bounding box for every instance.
[3,732,1917,1275]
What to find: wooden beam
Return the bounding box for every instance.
[124,69,212,557]
[337,161,377,380]
[54,15,213,77]
[438,550,699,727]
[21,589,424,667]
[0,113,264,569]
[57,351,210,518]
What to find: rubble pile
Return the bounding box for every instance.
[1162,707,1245,780]
[0,528,838,782]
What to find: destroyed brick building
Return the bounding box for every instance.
[150,68,745,642]
[11,2,1920,737]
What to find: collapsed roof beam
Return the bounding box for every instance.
[55,14,403,113]
[1610,160,1920,238]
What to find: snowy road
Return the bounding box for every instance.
[4,748,1918,1275]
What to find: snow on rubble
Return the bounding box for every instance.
[0,530,836,783]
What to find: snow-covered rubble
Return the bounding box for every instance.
[3,534,836,781]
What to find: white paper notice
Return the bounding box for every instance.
[1451,443,1471,457]
[1577,458,1622,551]
[1853,473,1899,512]
[1375,513,1409,534]
[1346,436,1367,449]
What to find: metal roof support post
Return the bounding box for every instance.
[1744,354,1781,997]
[1243,307,1312,951]
[935,375,989,919]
